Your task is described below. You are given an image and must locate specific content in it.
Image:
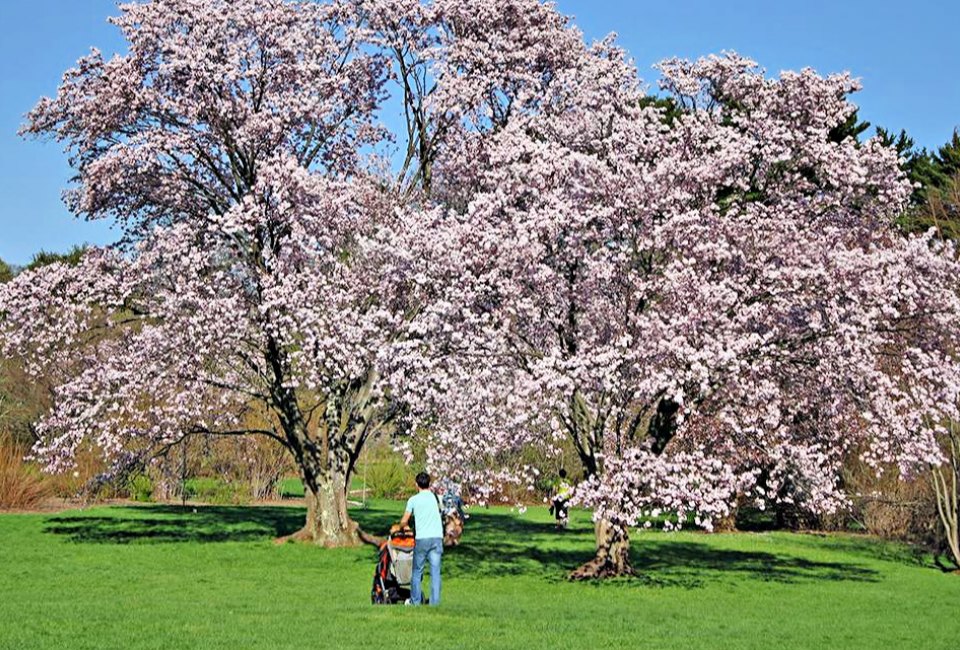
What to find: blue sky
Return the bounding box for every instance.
[1,0,957,265]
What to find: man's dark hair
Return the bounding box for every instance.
[415,472,431,489]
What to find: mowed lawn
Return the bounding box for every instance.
[1,500,958,650]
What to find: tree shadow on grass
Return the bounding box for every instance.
[628,540,880,589]
[778,532,931,568]
[42,504,882,589]
[45,501,412,545]
[44,505,304,544]
[352,506,880,588]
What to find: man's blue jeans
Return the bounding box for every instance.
[410,537,443,606]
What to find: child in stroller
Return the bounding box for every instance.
[371,525,417,604]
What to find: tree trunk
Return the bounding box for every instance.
[713,510,738,533]
[569,518,634,580]
[265,337,382,547]
[714,494,744,532]
[931,426,959,571]
[283,464,363,547]
[274,412,384,547]
[301,473,362,547]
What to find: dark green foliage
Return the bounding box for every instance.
[917,131,960,202]
[876,127,926,199]
[829,110,871,144]
[910,153,947,199]
[638,96,683,127]
[935,130,960,179]
[0,258,12,283]
[875,127,915,158]
[899,130,960,202]
[25,244,87,271]
[879,128,950,206]
[894,130,960,238]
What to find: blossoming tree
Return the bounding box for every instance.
[395,46,960,577]
[1,0,412,546]
[0,0,601,547]
[1,0,643,547]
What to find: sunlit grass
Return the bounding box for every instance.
[0,500,957,649]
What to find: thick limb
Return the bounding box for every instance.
[569,518,634,580]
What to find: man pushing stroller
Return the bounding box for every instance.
[398,472,444,606]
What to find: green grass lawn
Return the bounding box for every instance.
[277,476,305,498]
[0,500,957,650]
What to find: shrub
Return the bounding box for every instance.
[0,437,48,510]
[365,457,409,500]
[184,477,250,505]
[127,474,154,502]
[179,421,290,501]
[828,455,941,549]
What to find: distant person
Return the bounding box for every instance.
[436,477,466,546]
[399,471,444,606]
[549,469,572,530]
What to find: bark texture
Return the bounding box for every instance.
[569,518,634,580]
[297,471,362,547]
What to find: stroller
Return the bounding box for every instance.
[371,527,416,605]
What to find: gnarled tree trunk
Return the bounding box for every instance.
[278,416,372,547]
[569,518,634,580]
[266,336,375,547]
[563,397,681,580]
[297,469,362,547]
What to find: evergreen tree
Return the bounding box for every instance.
[829,110,871,144]
[0,258,12,283]
[898,130,960,239]
[24,245,87,272]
